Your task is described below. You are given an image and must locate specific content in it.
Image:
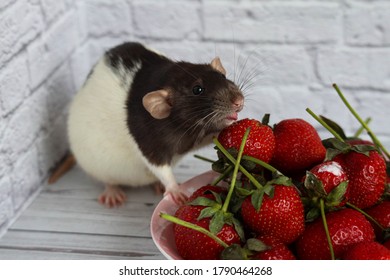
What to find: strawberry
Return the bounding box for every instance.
[384,240,390,250]
[251,235,296,260]
[295,208,375,260]
[306,160,348,194]
[365,201,390,240]
[173,204,241,260]
[334,150,386,209]
[187,185,227,202]
[301,161,349,221]
[241,184,305,244]
[271,118,326,176]
[217,118,275,163]
[341,241,390,260]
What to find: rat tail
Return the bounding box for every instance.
[48,152,76,184]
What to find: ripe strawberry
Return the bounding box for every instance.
[301,161,349,217]
[217,118,275,163]
[307,160,348,194]
[173,204,241,260]
[251,235,296,260]
[187,185,227,202]
[365,201,390,240]
[271,118,326,176]
[341,241,390,260]
[241,184,305,244]
[334,150,386,209]
[384,240,390,250]
[295,208,375,260]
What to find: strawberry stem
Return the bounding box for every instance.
[160,212,229,248]
[213,138,264,190]
[222,128,251,213]
[333,84,390,159]
[194,154,215,163]
[353,117,372,138]
[211,165,233,186]
[306,108,345,142]
[242,155,281,174]
[346,202,385,231]
[320,199,335,260]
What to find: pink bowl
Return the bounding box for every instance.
[150,170,222,259]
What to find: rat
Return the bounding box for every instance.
[66,42,244,207]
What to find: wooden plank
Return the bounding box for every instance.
[0,230,163,260]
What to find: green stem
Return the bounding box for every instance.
[213,138,264,190]
[222,128,250,213]
[242,155,281,174]
[160,212,228,248]
[333,84,390,159]
[194,154,215,164]
[354,117,372,138]
[320,199,335,260]
[306,108,345,142]
[211,165,233,186]
[346,202,385,231]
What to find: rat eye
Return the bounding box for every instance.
[192,85,204,95]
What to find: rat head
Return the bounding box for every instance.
[142,57,244,135]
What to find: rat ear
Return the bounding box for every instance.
[142,90,172,119]
[210,57,227,76]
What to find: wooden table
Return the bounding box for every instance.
[0,152,213,260]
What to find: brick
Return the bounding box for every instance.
[0,1,44,66]
[83,0,131,37]
[1,87,49,159]
[317,48,390,90]
[40,0,67,26]
[28,11,80,89]
[70,42,94,90]
[45,62,75,122]
[10,146,40,211]
[345,1,390,46]
[203,2,340,44]
[0,53,30,116]
[133,0,201,40]
[36,112,69,176]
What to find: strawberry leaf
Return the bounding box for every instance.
[304,171,327,197]
[198,206,221,220]
[209,210,225,235]
[189,197,218,207]
[232,217,246,242]
[325,148,343,161]
[351,144,377,156]
[319,115,347,140]
[251,189,264,212]
[261,113,270,126]
[325,181,348,207]
[220,244,246,260]
[245,238,270,252]
[306,207,320,222]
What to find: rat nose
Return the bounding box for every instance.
[232,95,244,112]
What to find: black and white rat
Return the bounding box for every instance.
[67,42,244,207]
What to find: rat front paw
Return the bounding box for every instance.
[164,188,188,205]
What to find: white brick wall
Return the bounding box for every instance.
[1,0,390,235]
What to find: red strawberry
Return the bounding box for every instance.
[365,201,390,240]
[307,160,348,194]
[188,185,227,202]
[251,235,296,260]
[271,118,326,176]
[296,208,375,260]
[334,150,386,209]
[173,204,241,260]
[384,240,390,250]
[217,118,275,163]
[241,184,305,244]
[342,241,390,260]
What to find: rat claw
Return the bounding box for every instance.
[98,184,127,208]
[165,189,188,205]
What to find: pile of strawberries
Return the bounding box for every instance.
[160,85,390,260]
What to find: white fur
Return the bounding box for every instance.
[68,57,176,188]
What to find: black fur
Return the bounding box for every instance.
[106,42,242,166]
